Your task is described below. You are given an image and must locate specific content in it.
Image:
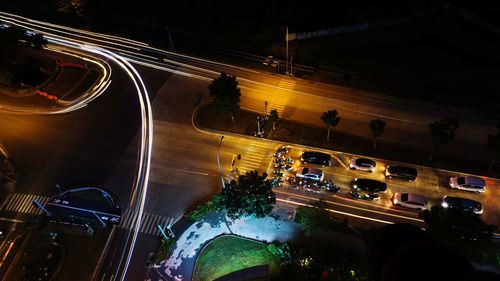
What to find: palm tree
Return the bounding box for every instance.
[369,119,386,151]
[485,123,500,171]
[428,117,459,161]
[269,109,279,130]
[321,110,341,142]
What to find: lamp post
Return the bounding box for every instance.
[216,135,225,190]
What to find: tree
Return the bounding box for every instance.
[320,110,340,142]
[420,206,497,264]
[218,170,275,220]
[208,73,241,123]
[295,199,332,235]
[56,0,89,23]
[369,119,386,151]
[485,123,500,171]
[428,117,459,161]
[269,109,279,130]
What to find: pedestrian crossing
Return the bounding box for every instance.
[235,140,272,174]
[0,192,174,237]
[266,79,296,116]
[118,209,174,236]
[1,193,51,215]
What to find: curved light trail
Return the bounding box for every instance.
[1,17,153,281]
[2,10,499,279]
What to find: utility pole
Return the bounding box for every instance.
[165,24,175,51]
[216,136,225,190]
[285,26,289,76]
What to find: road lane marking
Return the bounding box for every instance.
[277,198,395,225]
[274,189,424,222]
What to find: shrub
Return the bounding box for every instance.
[155,238,176,264]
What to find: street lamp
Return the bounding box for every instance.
[216,135,225,190]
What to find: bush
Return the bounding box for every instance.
[187,197,220,221]
[155,238,176,264]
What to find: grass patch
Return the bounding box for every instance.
[193,236,280,281]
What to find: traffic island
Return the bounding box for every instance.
[194,103,500,178]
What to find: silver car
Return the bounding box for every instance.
[296,166,324,182]
[393,192,428,210]
[349,157,376,172]
[449,176,486,193]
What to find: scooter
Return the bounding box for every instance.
[349,190,380,201]
[322,181,340,193]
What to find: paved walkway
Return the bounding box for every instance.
[149,210,301,281]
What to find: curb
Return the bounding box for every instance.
[192,104,500,181]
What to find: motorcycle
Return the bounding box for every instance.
[349,190,380,201]
[322,181,340,193]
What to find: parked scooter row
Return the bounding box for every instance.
[271,145,292,187]
[349,189,380,201]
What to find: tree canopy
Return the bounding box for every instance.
[208,72,241,122]
[218,170,275,220]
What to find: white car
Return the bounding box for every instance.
[296,166,324,182]
[449,176,486,193]
[393,192,428,211]
[349,157,376,172]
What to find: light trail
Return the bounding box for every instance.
[276,198,395,225]
[274,189,424,222]
[1,17,153,281]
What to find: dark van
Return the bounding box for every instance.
[385,165,418,182]
[301,151,332,166]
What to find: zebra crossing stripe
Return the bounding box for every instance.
[139,213,151,233]
[148,214,161,235]
[17,194,31,213]
[9,193,25,211]
[4,193,19,210]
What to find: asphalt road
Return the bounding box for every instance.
[1,12,499,281]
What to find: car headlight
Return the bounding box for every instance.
[441,202,449,208]
[393,198,398,204]
[353,184,357,189]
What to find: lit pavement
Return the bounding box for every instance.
[150,212,301,281]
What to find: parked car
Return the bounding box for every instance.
[392,192,427,210]
[262,55,273,65]
[349,157,376,172]
[296,166,324,182]
[352,178,387,193]
[385,165,418,182]
[301,151,332,166]
[449,176,486,193]
[441,196,483,214]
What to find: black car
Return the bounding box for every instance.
[385,165,418,182]
[441,196,483,214]
[353,178,387,193]
[301,151,332,166]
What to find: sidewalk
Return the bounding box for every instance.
[152,211,301,281]
[194,103,500,179]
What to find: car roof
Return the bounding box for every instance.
[401,193,427,204]
[462,176,486,186]
[298,166,322,175]
[443,196,482,209]
[302,151,330,159]
[356,179,387,191]
[355,158,375,165]
[388,166,417,174]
